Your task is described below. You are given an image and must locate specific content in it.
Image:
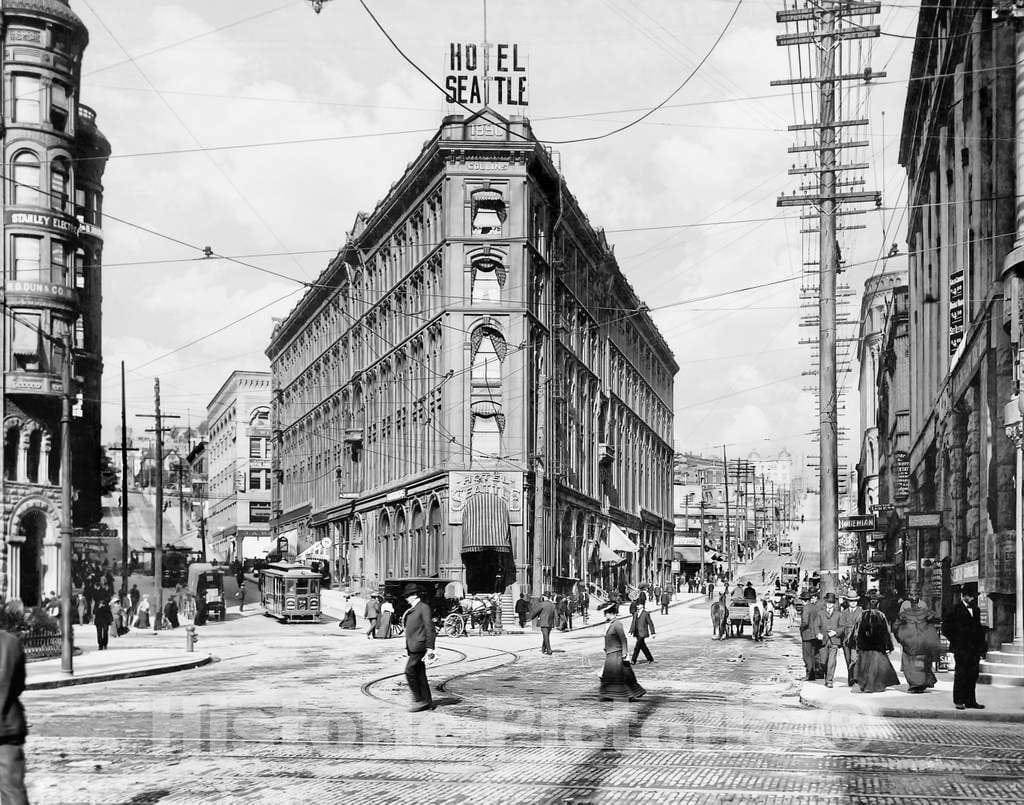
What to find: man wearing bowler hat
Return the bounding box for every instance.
[401,583,437,712]
[816,593,843,688]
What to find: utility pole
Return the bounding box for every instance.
[59,336,74,675]
[722,445,732,580]
[776,1,883,597]
[177,457,185,538]
[139,379,179,629]
[699,495,706,583]
[114,361,138,596]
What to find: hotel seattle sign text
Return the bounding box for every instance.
[444,42,529,109]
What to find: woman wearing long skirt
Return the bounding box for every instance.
[598,601,646,702]
[375,597,395,638]
[855,596,899,693]
[340,596,358,629]
[892,589,941,693]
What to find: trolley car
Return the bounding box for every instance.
[260,562,322,623]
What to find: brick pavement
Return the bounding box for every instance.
[21,599,1024,803]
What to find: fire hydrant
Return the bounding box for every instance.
[185,625,197,653]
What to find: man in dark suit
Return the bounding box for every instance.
[401,584,437,712]
[799,592,822,680]
[0,603,27,804]
[364,594,380,639]
[528,592,558,655]
[659,589,671,616]
[942,586,987,710]
[514,593,530,628]
[629,600,656,663]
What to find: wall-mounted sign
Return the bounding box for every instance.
[839,515,875,531]
[894,450,910,500]
[908,512,941,528]
[444,42,529,110]
[449,471,523,525]
[5,210,78,235]
[949,269,965,357]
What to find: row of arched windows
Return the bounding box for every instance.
[3,417,58,486]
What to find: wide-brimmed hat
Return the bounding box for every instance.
[844,592,860,602]
[401,583,424,597]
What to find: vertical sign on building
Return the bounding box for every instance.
[949,269,965,359]
[444,42,529,113]
[894,450,910,500]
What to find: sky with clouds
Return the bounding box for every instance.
[75,0,919,477]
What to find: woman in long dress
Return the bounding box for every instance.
[340,596,357,629]
[855,596,899,693]
[892,590,941,693]
[132,596,151,630]
[598,601,646,702]
[375,597,395,638]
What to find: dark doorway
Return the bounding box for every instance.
[19,510,46,607]
[462,550,515,594]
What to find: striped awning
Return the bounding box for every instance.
[461,492,512,553]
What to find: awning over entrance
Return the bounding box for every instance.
[461,492,511,552]
[675,547,703,564]
[598,541,622,563]
[608,523,639,553]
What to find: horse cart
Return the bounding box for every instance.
[711,594,771,641]
[442,595,502,637]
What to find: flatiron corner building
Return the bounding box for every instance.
[0,0,108,605]
[267,111,677,600]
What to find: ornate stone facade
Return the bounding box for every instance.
[0,0,109,605]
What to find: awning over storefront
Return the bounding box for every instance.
[674,547,703,564]
[608,523,639,553]
[461,492,512,552]
[598,541,622,563]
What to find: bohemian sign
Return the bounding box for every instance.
[444,42,529,110]
[839,515,876,532]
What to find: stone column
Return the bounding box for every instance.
[16,431,29,483]
[40,434,52,487]
[1005,419,1023,647]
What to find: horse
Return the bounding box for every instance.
[710,592,730,640]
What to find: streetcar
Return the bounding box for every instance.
[260,562,322,623]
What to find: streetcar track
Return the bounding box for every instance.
[37,743,1024,775]
[31,767,1023,803]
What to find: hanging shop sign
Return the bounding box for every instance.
[839,515,875,531]
[949,269,965,357]
[445,42,529,110]
[894,450,911,500]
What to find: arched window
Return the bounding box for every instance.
[50,158,69,212]
[471,258,505,304]
[470,328,506,387]
[250,407,270,426]
[12,151,41,206]
[26,428,41,483]
[471,190,506,235]
[3,425,18,480]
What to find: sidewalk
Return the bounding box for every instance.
[799,648,1024,723]
[27,645,213,690]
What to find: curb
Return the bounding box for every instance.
[26,653,214,690]
[798,687,1024,723]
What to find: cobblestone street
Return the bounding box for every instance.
[22,600,1024,803]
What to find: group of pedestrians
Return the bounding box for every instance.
[799,585,989,710]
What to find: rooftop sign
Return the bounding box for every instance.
[445,42,529,111]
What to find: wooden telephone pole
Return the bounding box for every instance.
[109,361,138,596]
[775,1,883,595]
[138,379,179,629]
